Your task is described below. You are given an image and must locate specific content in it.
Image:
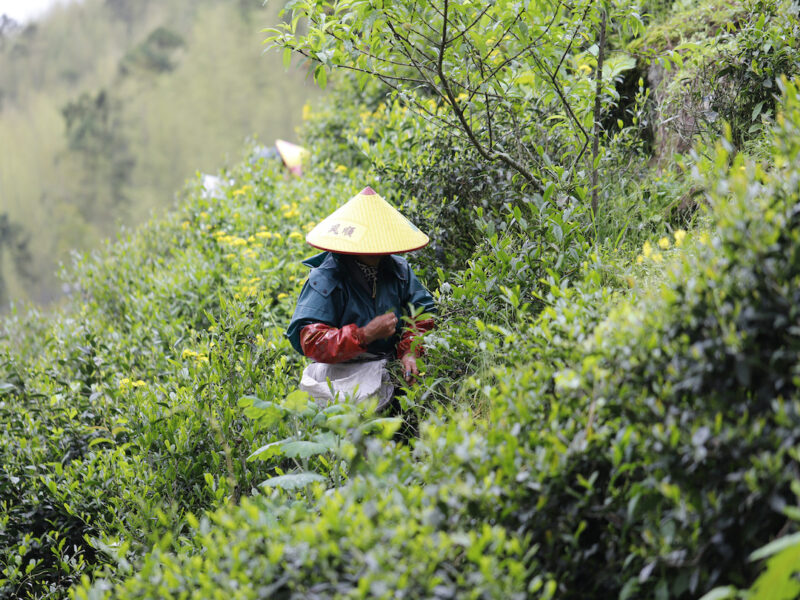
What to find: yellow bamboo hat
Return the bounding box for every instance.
[275,139,308,175]
[306,186,429,255]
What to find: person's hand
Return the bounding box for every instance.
[400,352,418,383]
[361,313,398,343]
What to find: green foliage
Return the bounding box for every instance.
[709,0,800,146]
[59,78,800,600]
[118,26,185,75]
[267,0,644,192]
[2,2,800,599]
[634,0,800,157]
[0,152,360,598]
[0,0,316,306]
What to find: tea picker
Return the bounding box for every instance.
[285,186,435,409]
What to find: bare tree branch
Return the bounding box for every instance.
[445,3,493,45]
[434,0,539,187]
[590,7,607,219]
[532,53,590,142]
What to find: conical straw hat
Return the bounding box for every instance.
[275,139,308,174]
[306,186,429,255]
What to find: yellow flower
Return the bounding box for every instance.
[118,378,131,391]
[181,221,190,230]
[256,231,272,239]
[273,232,282,240]
[658,237,670,250]
[200,211,209,219]
[232,185,252,197]
[288,232,303,241]
[181,349,197,359]
[636,254,645,264]
[674,229,687,246]
[132,380,146,388]
[256,334,265,345]
[652,252,663,263]
[277,293,288,300]
[642,241,653,258]
[302,103,312,120]
[335,165,348,174]
[577,64,592,74]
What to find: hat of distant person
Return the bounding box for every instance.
[275,139,308,176]
[306,186,429,254]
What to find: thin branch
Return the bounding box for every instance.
[290,47,430,86]
[532,53,591,142]
[554,1,592,78]
[386,21,439,73]
[445,3,493,45]
[386,22,444,91]
[327,29,423,70]
[435,0,539,187]
[476,42,541,92]
[590,6,607,219]
[484,8,525,62]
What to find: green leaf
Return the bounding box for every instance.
[283,390,312,412]
[749,532,800,561]
[315,65,328,89]
[258,472,326,490]
[283,47,292,69]
[359,417,403,438]
[247,441,284,462]
[237,395,258,408]
[602,53,637,81]
[325,413,359,432]
[752,100,765,121]
[279,440,330,458]
[697,587,738,600]
[88,437,115,447]
[750,542,800,600]
[516,71,536,86]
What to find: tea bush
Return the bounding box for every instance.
[0,155,378,598]
[3,3,799,599]
[64,78,800,600]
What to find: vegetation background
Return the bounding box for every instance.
[2,0,800,599]
[0,0,317,306]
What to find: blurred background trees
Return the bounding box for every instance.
[0,0,319,307]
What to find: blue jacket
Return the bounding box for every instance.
[286,252,435,357]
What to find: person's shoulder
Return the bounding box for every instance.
[307,253,343,298]
[388,255,410,281]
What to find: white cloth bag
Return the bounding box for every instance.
[300,359,394,409]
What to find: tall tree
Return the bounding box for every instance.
[0,214,34,306]
[267,0,640,214]
[61,89,135,220]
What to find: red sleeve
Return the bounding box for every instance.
[300,323,367,364]
[397,318,435,359]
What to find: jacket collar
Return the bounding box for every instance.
[300,251,407,281]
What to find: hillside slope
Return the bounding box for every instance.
[0,0,317,305]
